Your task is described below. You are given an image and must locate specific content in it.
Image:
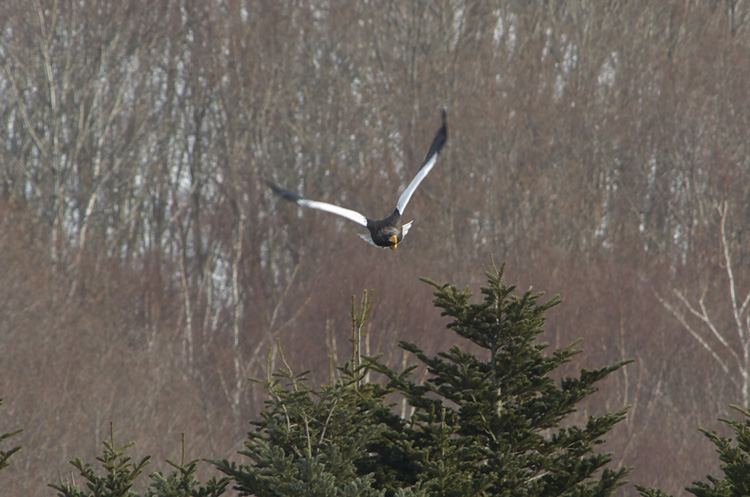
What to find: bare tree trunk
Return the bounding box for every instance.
[657,202,750,406]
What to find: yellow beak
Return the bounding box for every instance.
[389,235,398,251]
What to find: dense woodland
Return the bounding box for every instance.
[0,1,749,496]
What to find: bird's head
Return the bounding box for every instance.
[389,235,398,251]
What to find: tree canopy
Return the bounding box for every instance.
[217,267,631,496]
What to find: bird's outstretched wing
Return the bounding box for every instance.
[395,110,448,215]
[267,181,369,227]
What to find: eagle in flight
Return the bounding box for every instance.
[268,110,448,250]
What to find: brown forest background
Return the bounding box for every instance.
[1,1,749,495]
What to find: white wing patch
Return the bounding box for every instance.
[402,220,414,238]
[298,198,368,227]
[395,152,438,215]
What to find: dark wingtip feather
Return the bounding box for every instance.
[266,180,305,203]
[424,110,448,160]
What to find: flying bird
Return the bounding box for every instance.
[267,110,448,250]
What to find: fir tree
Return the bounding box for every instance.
[215,335,418,497]
[218,266,632,497]
[49,427,228,497]
[0,398,22,475]
[363,265,632,496]
[147,434,230,497]
[50,429,151,497]
[637,405,750,497]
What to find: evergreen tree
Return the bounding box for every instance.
[50,431,151,497]
[217,266,631,497]
[0,398,22,475]
[363,266,631,496]
[49,427,228,497]
[637,405,750,497]
[215,337,419,497]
